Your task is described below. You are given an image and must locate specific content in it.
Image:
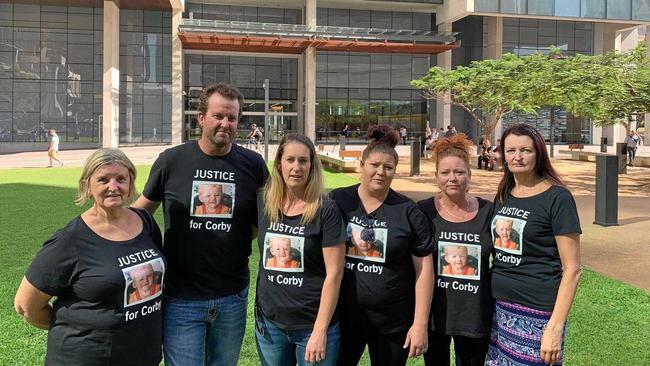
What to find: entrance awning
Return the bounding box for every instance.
[179,19,459,55]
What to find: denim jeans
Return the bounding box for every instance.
[255,313,340,366]
[162,287,248,366]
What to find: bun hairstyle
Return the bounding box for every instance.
[432,133,473,170]
[362,124,400,163]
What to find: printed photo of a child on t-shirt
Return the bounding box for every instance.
[345,223,387,263]
[190,181,236,218]
[263,234,304,272]
[437,242,480,280]
[491,215,525,255]
[122,258,165,307]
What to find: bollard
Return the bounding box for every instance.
[339,137,346,152]
[600,137,607,153]
[616,142,627,174]
[410,139,420,176]
[594,154,618,226]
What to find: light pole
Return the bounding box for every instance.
[263,79,270,162]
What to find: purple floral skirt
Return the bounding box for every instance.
[485,301,565,366]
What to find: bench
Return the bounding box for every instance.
[558,149,597,162]
[339,150,362,159]
[317,152,358,172]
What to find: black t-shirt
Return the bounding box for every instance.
[330,185,434,334]
[491,185,581,311]
[417,197,494,338]
[26,208,165,366]
[142,141,268,300]
[256,196,347,330]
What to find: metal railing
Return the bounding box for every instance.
[179,19,458,44]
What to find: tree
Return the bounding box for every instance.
[411,54,538,141]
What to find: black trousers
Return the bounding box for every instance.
[627,146,637,163]
[337,325,409,366]
[423,332,489,366]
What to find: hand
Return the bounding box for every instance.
[305,328,327,364]
[540,323,563,365]
[403,323,428,358]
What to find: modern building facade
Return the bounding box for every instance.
[1,0,649,153]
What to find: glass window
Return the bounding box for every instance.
[317,52,327,87]
[607,0,632,19]
[390,55,411,88]
[528,0,554,15]
[413,13,431,31]
[519,27,538,48]
[555,0,580,16]
[392,12,412,30]
[284,9,301,24]
[327,54,349,87]
[328,8,349,27]
[370,11,391,28]
[317,8,328,26]
[500,0,527,14]
[350,10,371,28]
[632,0,650,20]
[258,7,284,24]
[370,54,390,89]
[349,54,370,88]
[474,0,499,12]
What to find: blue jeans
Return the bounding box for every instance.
[163,287,248,366]
[255,314,340,366]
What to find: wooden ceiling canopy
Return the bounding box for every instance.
[179,32,459,55]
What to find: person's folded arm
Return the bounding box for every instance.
[15,277,54,330]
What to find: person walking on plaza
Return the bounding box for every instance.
[330,125,434,366]
[47,128,63,167]
[418,134,494,366]
[15,149,166,366]
[255,134,346,366]
[133,83,269,366]
[624,130,641,166]
[486,123,581,366]
[400,126,408,145]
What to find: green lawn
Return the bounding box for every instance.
[1,166,648,365]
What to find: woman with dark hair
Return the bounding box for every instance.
[255,134,346,366]
[417,134,494,366]
[330,125,434,366]
[486,123,581,366]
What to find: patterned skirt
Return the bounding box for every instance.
[485,301,565,366]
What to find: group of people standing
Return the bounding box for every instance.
[15,83,581,366]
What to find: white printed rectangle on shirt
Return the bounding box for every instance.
[345,222,387,264]
[491,215,526,255]
[122,258,165,307]
[263,233,305,273]
[190,181,235,218]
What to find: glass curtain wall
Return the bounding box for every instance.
[475,0,650,21]
[184,54,298,139]
[501,18,594,143]
[184,3,301,24]
[315,8,432,142]
[119,10,172,144]
[0,4,103,144]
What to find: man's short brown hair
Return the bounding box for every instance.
[198,83,244,118]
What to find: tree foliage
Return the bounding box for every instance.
[412,43,650,139]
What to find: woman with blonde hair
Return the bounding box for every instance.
[417,134,494,366]
[14,148,165,366]
[330,125,434,365]
[255,134,346,366]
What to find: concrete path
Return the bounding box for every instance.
[1,143,649,291]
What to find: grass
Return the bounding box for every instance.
[1,166,649,365]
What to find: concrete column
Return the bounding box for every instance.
[304,0,317,141]
[486,16,503,59]
[102,0,119,148]
[171,7,184,145]
[486,16,503,141]
[435,22,452,131]
[297,53,305,135]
